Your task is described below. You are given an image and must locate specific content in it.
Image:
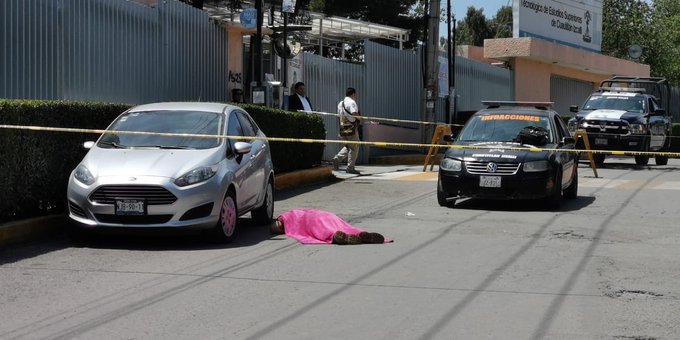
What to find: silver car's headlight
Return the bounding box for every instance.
[630,123,647,134]
[523,160,549,172]
[175,165,218,187]
[440,158,462,171]
[74,164,95,185]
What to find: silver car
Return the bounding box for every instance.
[67,102,275,242]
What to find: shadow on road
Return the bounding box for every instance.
[451,195,596,212]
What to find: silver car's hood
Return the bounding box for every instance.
[81,147,223,179]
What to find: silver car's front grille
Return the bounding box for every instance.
[89,185,177,205]
[466,161,520,175]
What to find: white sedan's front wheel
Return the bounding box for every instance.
[213,190,237,243]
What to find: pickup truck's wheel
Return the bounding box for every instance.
[635,155,649,166]
[655,155,668,165]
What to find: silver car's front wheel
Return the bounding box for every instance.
[214,190,237,242]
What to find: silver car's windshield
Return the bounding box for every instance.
[98,110,224,149]
[458,114,553,143]
[583,95,645,113]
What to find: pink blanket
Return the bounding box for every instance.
[277,209,391,244]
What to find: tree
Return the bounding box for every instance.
[601,0,652,60]
[602,0,680,86]
[179,0,205,9]
[490,6,512,39]
[649,0,680,86]
[455,7,492,46]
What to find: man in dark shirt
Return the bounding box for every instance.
[287,82,313,112]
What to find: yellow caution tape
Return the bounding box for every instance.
[1,124,680,158]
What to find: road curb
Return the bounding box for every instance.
[274,166,334,191]
[0,214,65,247]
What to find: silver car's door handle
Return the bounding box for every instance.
[250,154,256,160]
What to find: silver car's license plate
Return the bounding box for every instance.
[479,176,501,188]
[115,199,146,215]
[595,138,607,145]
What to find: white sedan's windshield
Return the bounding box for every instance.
[458,114,553,143]
[98,110,223,149]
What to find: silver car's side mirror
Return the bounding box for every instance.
[234,142,252,155]
[83,141,95,149]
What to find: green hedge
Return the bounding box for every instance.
[238,103,325,174]
[0,100,325,223]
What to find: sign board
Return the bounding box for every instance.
[513,0,602,52]
[240,8,257,29]
[282,0,296,14]
[438,56,449,98]
[287,53,304,91]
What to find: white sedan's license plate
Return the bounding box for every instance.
[115,199,146,215]
[595,138,608,145]
[479,176,501,188]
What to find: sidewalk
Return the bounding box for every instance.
[1,161,430,247]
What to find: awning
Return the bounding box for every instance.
[202,2,410,49]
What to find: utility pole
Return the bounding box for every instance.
[254,0,263,87]
[422,0,440,144]
[446,0,452,125]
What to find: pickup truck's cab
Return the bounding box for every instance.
[567,77,673,166]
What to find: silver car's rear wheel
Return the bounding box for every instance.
[214,190,237,242]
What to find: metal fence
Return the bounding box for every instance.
[671,87,680,122]
[0,0,230,104]
[303,41,514,162]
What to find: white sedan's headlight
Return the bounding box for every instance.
[523,160,549,172]
[630,123,647,134]
[175,165,218,187]
[74,164,95,185]
[440,158,462,171]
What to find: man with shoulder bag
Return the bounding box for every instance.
[332,87,362,175]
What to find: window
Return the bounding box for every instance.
[236,111,257,139]
[226,113,244,157]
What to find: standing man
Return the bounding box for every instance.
[287,82,313,112]
[332,87,361,175]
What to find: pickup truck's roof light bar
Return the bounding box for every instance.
[482,101,554,110]
[599,86,646,93]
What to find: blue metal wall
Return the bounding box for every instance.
[0,0,229,104]
[303,41,514,161]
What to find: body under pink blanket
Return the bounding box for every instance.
[277,209,392,244]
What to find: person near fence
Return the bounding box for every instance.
[287,82,313,112]
[270,208,389,245]
[332,87,362,175]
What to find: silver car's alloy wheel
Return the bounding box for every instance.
[220,195,237,237]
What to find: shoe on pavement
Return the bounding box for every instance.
[332,158,339,171]
[332,231,362,245]
[359,232,385,244]
[346,168,361,175]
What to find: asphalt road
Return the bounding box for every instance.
[1,158,680,340]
